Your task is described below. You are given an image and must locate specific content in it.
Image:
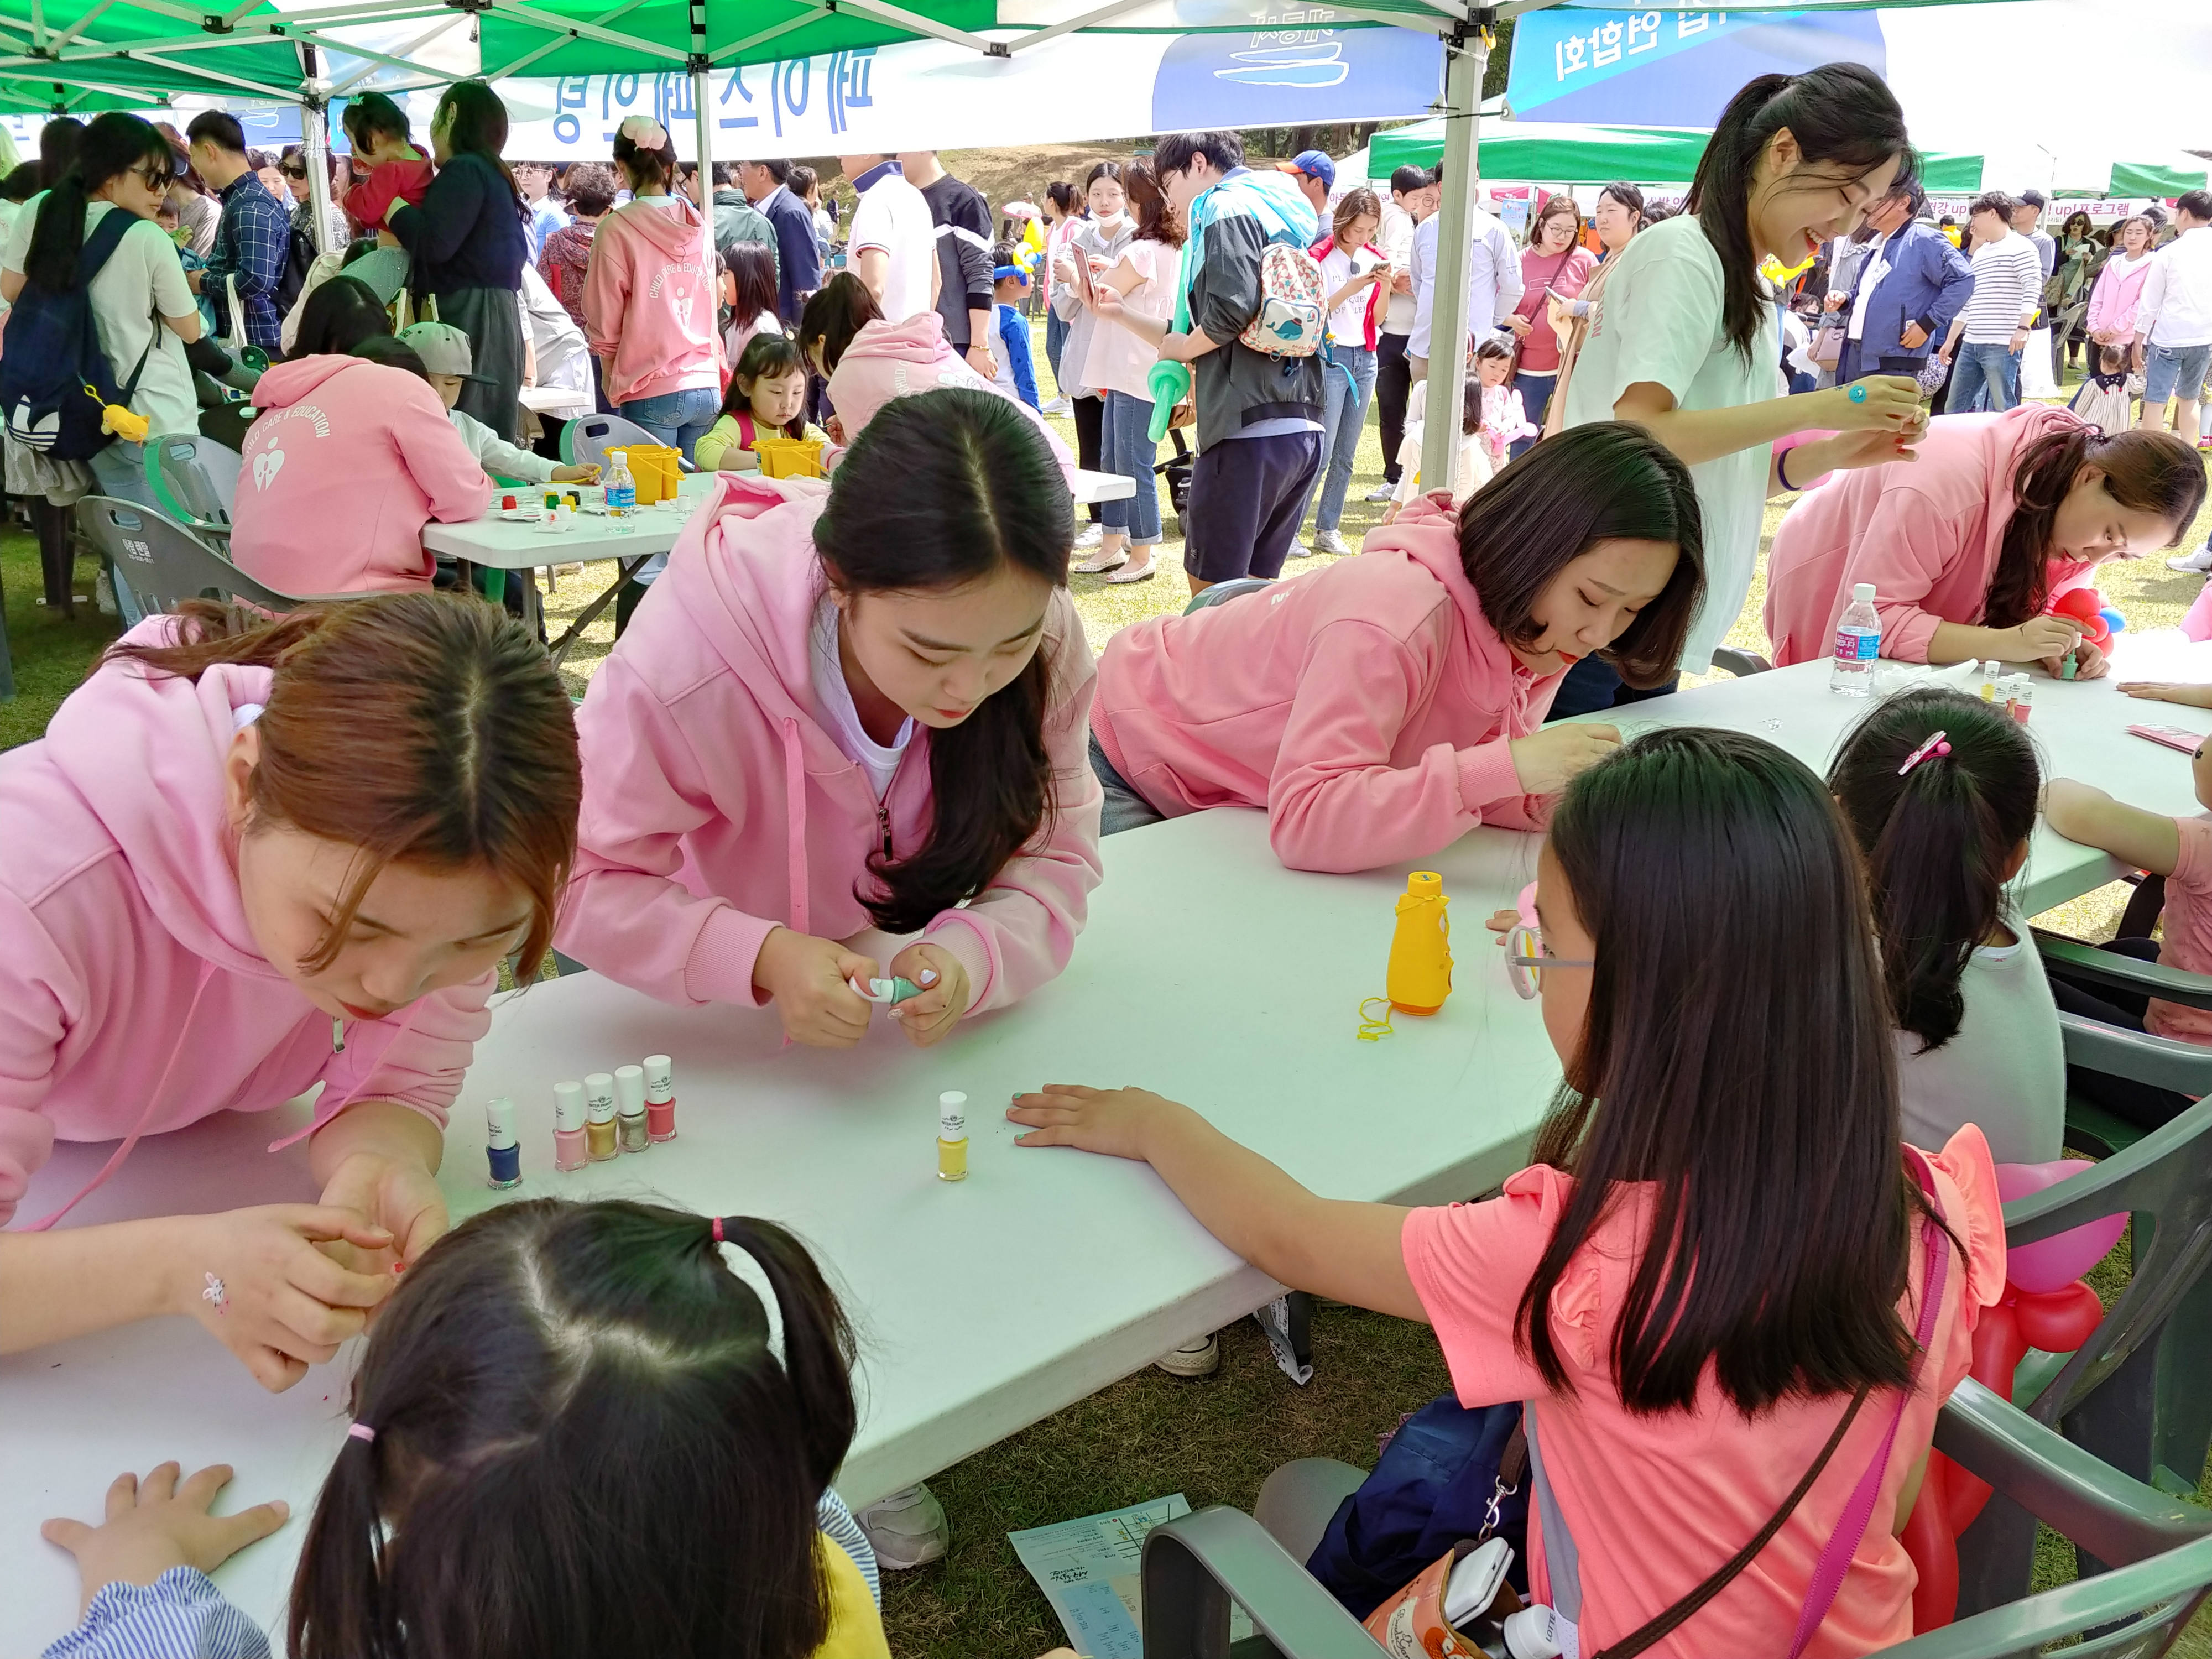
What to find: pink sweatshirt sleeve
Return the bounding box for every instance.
[1265,617,1538,874]
[0,886,67,1225]
[1840,485,1977,664]
[392,378,492,525]
[582,224,628,361]
[556,654,780,1009]
[924,593,1104,1014]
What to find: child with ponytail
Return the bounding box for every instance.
[39,1200,903,1659]
[1829,687,2063,1162]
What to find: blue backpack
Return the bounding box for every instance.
[1,207,159,461]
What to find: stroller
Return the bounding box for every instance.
[1156,426,1193,520]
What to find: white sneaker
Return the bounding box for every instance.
[1155,1333,1221,1378]
[857,1482,949,1570]
[1040,395,1072,416]
[1285,539,1319,559]
[1365,482,1396,503]
[1074,524,1103,549]
[1312,529,1352,556]
[2169,542,2212,575]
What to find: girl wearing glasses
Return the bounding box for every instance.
[1011,728,2006,1658]
[1086,422,1705,870]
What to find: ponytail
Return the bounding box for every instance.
[708,1216,858,1491]
[812,388,1072,936]
[1685,64,1908,361]
[24,110,174,293]
[1829,688,2041,1050]
[1985,422,2206,629]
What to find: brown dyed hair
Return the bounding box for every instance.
[1528,190,1582,250]
[108,595,579,975]
[1122,156,1183,249]
[1331,186,1381,244]
[1983,423,2207,628]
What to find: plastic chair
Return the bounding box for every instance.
[2036,932,2212,1157]
[1709,646,1774,677]
[1184,576,1273,617]
[1140,1380,2212,1659]
[560,411,698,473]
[143,434,241,539]
[74,498,354,615]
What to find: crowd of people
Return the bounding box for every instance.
[4,60,2212,1659]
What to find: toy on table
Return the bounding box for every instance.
[2048,587,2127,679]
[1387,872,1453,1016]
[849,974,925,1006]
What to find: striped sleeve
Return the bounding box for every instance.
[818,1490,882,1609]
[42,1569,269,1659]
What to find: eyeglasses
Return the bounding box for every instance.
[1501,923,1595,1001]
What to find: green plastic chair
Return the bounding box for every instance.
[142,432,241,543]
[75,498,355,617]
[1140,1380,2212,1659]
[2036,931,2212,1157]
[1183,576,1272,616]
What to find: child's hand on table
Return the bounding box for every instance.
[2120,681,2212,709]
[885,942,970,1048]
[175,1205,395,1391]
[552,462,599,484]
[753,926,880,1048]
[43,1463,290,1619]
[1007,1084,1185,1162]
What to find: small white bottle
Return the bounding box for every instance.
[1830,581,1880,697]
[603,450,637,534]
[1979,659,2003,701]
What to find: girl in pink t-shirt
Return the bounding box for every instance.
[1010,727,2005,1659]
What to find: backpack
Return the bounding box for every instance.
[1238,241,1328,358]
[1,208,159,461]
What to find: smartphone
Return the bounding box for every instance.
[2130,723,2209,755]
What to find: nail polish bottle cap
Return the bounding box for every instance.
[614,1064,647,1114]
[584,1072,617,1123]
[643,1053,674,1103]
[939,1091,968,1138]
[486,1097,517,1149]
[553,1080,586,1132]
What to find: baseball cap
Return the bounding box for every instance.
[398,321,488,382]
[2019,188,2048,209]
[1280,149,1336,191]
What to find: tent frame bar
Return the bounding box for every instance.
[1004,0,1157,54]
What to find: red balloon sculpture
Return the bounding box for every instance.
[1901,1161,2124,1631]
[2050,587,2113,651]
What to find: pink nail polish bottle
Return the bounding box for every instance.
[552,1079,588,1172]
[644,1053,677,1142]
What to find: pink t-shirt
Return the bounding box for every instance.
[1081,237,1176,401]
[1401,1127,2005,1659]
[2147,815,2212,1044]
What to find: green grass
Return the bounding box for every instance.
[0,523,118,750]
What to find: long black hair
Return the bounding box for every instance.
[290,275,392,359]
[1458,422,1705,688]
[1520,728,1946,1416]
[1685,65,1910,361]
[25,112,173,293]
[1831,688,2039,1052]
[432,79,526,222]
[813,388,1071,935]
[723,238,780,329]
[797,272,882,377]
[38,115,83,189]
[289,1199,854,1659]
[1984,421,2205,628]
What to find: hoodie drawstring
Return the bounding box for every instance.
[781,717,810,941]
[265,996,430,1155]
[27,961,219,1232]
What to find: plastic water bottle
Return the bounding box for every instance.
[1830,581,1880,697]
[603,451,636,534]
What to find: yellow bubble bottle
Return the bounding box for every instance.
[1386,872,1453,1016]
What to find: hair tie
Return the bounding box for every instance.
[1897,731,1952,775]
[711,1216,724,1243]
[347,1422,376,1444]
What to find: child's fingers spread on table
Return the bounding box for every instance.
[175,1464,238,1510]
[40,1516,91,1551]
[105,1469,142,1520]
[139,1463,182,1503]
[213,1498,290,1555]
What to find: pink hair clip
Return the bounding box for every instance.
[347,1423,376,1444]
[1898,731,1952,775]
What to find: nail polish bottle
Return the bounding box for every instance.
[552,1079,587,1172]
[938,1091,968,1183]
[644,1053,677,1142]
[585,1071,618,1162]
[486,1097,522,1188]
[614,1064,650,1154]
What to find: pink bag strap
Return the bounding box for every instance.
[1786,1149,1952,1659]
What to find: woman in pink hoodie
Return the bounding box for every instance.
[1763,408,2205,679]
[1087,423,1707,873]
[0,593,580,1390]
[229,348,492,594]
[558,387,1103,1050]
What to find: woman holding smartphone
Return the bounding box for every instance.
[1503,192,1597,457]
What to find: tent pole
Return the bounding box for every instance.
[1417,12,1490,495]
[299,42,338,257]
[689,0,713,345]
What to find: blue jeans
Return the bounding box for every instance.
[1045,309,1071,396]
[1948,342,2022,414]
[1511,371,1556,462]
[2143,341,2212,406]
[619,387,721,588]
[1297,345,1376,534]
[1099,390,1162,545]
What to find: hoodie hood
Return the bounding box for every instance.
[252,352,371,410]
[1360,490,1538,693]
[827,312,1077,481]
[661,471,836,723]
[609,193,713,258]
[42,617,275,978]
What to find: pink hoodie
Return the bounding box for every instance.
[230,357,491,597]
[555,473,1103,1014]
[826,312,1077,483]
[1091,492,1557,874]
[1764,407,2098,667]
[583,196,724,409]
[0,617,492,1229]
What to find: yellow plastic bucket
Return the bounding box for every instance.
[754,435,827,480]
[605,443,681,504]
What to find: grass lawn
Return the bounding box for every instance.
[4,336,2210,1656]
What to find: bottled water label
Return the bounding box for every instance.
[1833,627,1878,662]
